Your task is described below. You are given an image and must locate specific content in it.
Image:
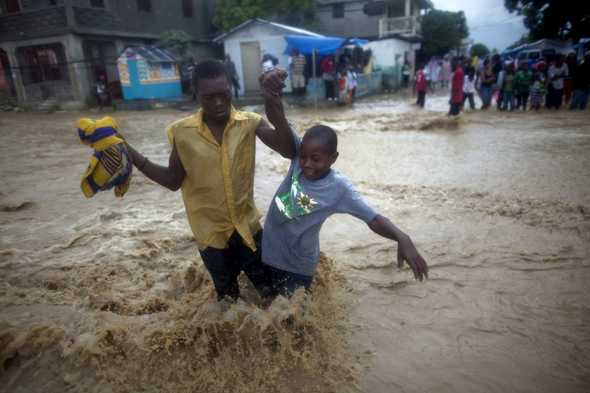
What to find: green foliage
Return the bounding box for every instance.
[158,30,193,58]
[213,0,316,32]
[421,9,469,57]
[504,0,590,41]
[470,43,490,58]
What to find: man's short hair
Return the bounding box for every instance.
[303,125,338,154]
[192,59,228,92]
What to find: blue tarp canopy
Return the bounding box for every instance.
[284,35,368,56]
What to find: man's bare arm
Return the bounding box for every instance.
[127,143,186,191]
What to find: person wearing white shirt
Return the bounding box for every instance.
[546,55,569,109]
[463,66,476,110]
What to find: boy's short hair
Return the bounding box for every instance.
[193,59,228,92]
[304,125,338,154]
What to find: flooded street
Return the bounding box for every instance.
[1,95,589,393]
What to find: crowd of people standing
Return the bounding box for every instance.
[415,50,590,115]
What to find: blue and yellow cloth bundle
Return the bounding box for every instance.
[77,117,132,198]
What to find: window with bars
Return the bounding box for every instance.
[17,44,68,85]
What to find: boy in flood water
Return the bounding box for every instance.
[260,70,428,297]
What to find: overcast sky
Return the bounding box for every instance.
[430,0,528,51]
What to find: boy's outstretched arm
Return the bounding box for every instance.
[127,143,186,191]
[368,215,428,281]
[255,70,297,159]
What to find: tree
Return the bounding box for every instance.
[213,0,316,32]
[158,30,193,59]
[470,43,490,58]
[421,9,469,58]
[504,1,590,42]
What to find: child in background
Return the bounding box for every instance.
[321,55,337,101]
[415,64,428,108]
[530,72,546,111]
[448,60,464,116]
[479,59,496,109]
[492,56,504,110]
[260,71,428,296]
[462,66,476,110]
[514,62,533,110]
[346,64,358,105]
[401,60,411,88]
[95,75,109,111]
[501,62,515,111]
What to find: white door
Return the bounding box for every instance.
[240,41,261,94]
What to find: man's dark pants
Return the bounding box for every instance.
[416,91,426,108]
[199,231,272,301]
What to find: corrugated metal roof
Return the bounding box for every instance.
[119,46,178,63]
[213,18,324,43]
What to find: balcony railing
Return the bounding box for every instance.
[378,16,422,39]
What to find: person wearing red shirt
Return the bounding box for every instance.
[321,55,337,101]
[449,60,465,116]
[415,64,427,108]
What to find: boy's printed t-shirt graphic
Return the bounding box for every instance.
[263,137,378,277]
[77,117,132,198]
[275,168,318,219]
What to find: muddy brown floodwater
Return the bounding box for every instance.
[1,95,589,393]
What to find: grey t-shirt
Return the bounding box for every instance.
[262,138,378,276]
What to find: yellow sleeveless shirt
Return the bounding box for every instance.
[166,107,262,251]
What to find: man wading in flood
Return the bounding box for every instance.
[125,60,295,301]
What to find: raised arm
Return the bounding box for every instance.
[127,142,186,191]
[255,70,297,159]
[368,215,428,281]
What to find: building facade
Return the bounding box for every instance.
[315,0,430,40]
[315,0,431,88]
[0,0,217,108]
[214,18,324,96]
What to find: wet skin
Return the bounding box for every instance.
[197,75,232,143]
[299,137,338,181]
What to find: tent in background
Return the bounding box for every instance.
[284,35,368,56]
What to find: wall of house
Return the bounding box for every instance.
[98,0,213,39]
[222,23,295,95]
[364,38,419,88]
[0,6,69,41]
[316,1,381,38]
[21,0,65,10]
[1,0,216,42]
[364,38,413,69]
[316,0,422,39]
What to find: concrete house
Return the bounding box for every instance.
[316,0,431,84]
[214,18,323,96]
[0,0,217,108]
[315,0,431,40]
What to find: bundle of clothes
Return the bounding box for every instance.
[77,116,132,198]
